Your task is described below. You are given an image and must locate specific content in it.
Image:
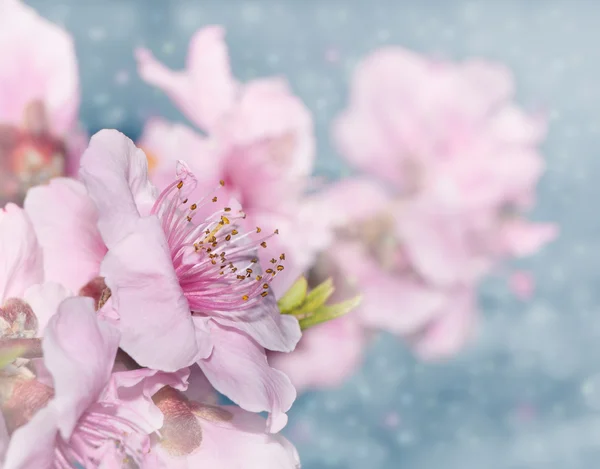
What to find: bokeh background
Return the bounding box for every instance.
[23,0,600,467]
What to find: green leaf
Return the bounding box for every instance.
[0,346,26,369]
[278,276,308,314]
[299,295,362,330]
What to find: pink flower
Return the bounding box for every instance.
[0,0,85,206]
[136,26,324,296]
[0,203,69,338]
[2,296,190,468]
[79,129,300,432]
[320,48,559,359]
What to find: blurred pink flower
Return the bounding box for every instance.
[321,49,559,360]
[79,129,300,432]
[2,296,189,468]
[136,26,325,297]
[0,0,85,205]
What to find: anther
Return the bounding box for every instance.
[260,242,267,248]
[261,291,268,298]
[212,197,218,202]
[177,181,184,189]
[276,265,284,271]
[224,207,231,212]
[190,203,197,210]
[242,295,249,301]
[256,227,262,233]
[220,180,225,186]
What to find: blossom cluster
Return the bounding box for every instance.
[0,1,558,466]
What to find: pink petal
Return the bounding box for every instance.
[156,407,300,469]
[500,219,558,257]
[3,404,58,469]
[79,129,158,249]
[221,77,315,181]
[268,315,365,393]
[23,282,71,337]
[0,0,79,135]
[0,203,43,300]
[331,241,446,334]
[107,368,190,434]
[42,296,120,439]
[210,293,301,353]
[24,177,106,292]
[410,289,477,360]
[315,177,392,227]
[198,323,296,433]
[395,204,474,286]
[137,118,224,196]
[136,26,237,132]
[184,366,219,404]
[100,216,204,372]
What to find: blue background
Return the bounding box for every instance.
[25,1,600,467]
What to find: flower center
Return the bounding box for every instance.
[79,277,110,311]
[151,163,286,315]
[0,100,66,205]
[0,298,38,339]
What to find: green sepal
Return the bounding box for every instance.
[298,295,362,330]
[278,276,308,314]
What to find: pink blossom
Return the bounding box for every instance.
[79,129,300,432]
[2,296,189,468]
[0,0,85,206]
[136,26,324,297]
[320,48,558,359]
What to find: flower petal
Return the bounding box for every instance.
[154,406,300,469]
[198,323,296,433]
[136,26,237,132]
[138,118,224,193]
[268,315,365,393]
[101,216,203,372]
[79,129,158,249]
[106,367,190,434]
[0,203,43,300]
[24,178,106,292]
[43,296,120,439]
[410,289,477,360]
[210,292,301,353]
[3,404,58,469]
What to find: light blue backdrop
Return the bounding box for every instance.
[26,1,600,467]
